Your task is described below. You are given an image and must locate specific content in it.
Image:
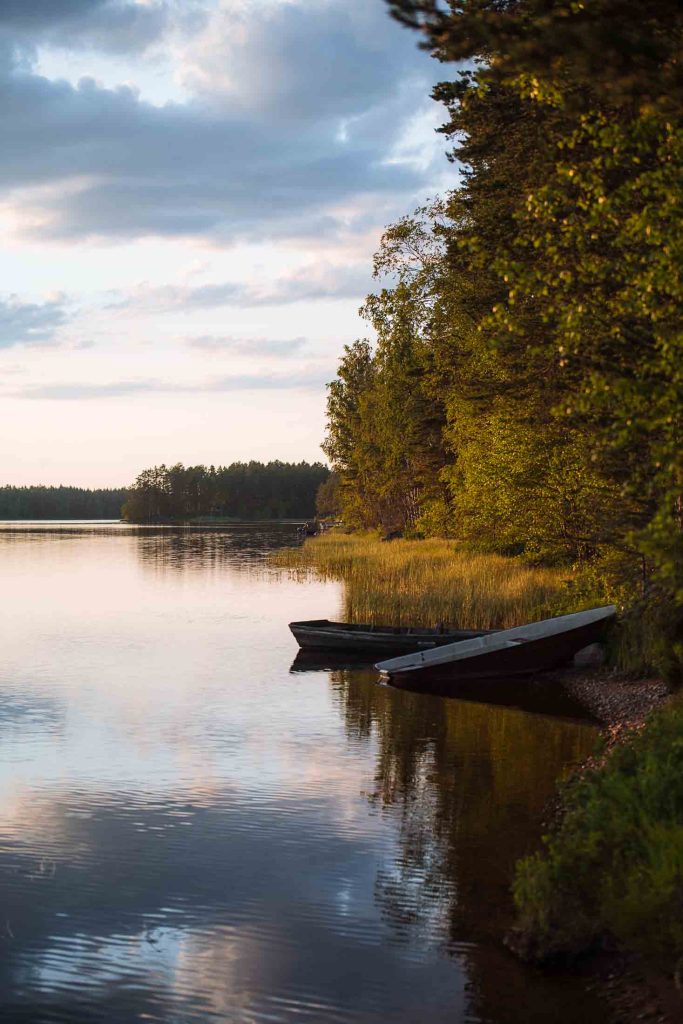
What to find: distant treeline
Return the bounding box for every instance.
[122,461,329,522]
[0,485,128,520]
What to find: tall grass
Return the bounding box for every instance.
[274,532,567,628]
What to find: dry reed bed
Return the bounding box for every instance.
[274,533,567,629]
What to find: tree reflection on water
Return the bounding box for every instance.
[328,668,604,1023]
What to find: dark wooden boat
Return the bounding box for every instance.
[289,618,496,654]
[376,605,616,685]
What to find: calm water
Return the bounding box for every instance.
[0,524,605,1024]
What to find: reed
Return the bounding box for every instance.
[274,532,567,629]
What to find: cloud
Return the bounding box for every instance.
[18,368,331,399]
[187,336,306,357]
[182,1,422,121]
[0,0,442,244]
[0,1,171,56]
[0,295,69,348]
[23,380,156,399]
[119,261,372,312]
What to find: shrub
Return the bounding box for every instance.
[513,699,683,965]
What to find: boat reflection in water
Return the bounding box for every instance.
[290,648,596,721]
[290,649,378,673]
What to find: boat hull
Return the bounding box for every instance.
[377,606,616,686]
[289,619,494,655]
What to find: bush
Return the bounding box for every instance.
[562,549,683,688]
[512,699,683,965]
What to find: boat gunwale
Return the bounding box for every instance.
[289,618,497,639]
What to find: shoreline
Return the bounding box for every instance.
[284,533,681,1021]
[520,666,679,1024]
[555,666,670,733]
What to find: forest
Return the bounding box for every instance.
[0,485,128,520]
[122,461,329,522]
[322,0,682,682]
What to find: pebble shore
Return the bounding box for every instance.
[562,668,670,736]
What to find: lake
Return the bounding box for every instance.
[0,524,605,1023]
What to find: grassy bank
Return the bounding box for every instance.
[275,532,567,629]
[279,533,682,683]
[512,697,683,979]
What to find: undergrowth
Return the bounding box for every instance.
[563,547,683,687]
[512,697,683,967]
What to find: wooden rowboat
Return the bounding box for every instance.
[289,618,496,655]
[376,606,616,685]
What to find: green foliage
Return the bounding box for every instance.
[322,0,683,681]
[560,550,683,686]
[322,201,450,533]
[611,600,683,690]
[487,109,683,576]
[122,461,329,523]
[513,699,683,964]
[385,1,683,111]
[0,485,128,520]
[315,471,341,519]
[365,1,683,962]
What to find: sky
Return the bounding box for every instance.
[0,0,451,487]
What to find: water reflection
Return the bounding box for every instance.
[330,671,602,1022]
[292,649,595,721]
[0,525,604,1023]
[134,525,305,576]
[290,650,379,674]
